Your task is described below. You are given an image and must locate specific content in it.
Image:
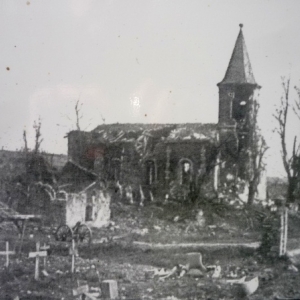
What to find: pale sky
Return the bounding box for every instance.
[1,0,300,177]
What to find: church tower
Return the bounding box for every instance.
[218,24,261,180]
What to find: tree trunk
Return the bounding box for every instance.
[247,180,256,206]
[287,177,296,204]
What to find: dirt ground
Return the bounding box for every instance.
[0,202,300,299]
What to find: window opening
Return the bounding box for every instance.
[179,159,193,185]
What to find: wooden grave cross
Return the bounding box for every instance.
[28,241,47,280]
[279,207,288,256]
[69,239,78,274]
[40,243,50,269]
[0,241,15,268]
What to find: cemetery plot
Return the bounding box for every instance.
[0,203,300,299]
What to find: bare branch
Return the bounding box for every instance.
[33,118,43,154]
[294,86,300,120]
[274,77,300,203]
[75,99,82,131]
[23,130,28,153]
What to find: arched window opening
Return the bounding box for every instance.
[232,99,247,121]
[178,159,193,185]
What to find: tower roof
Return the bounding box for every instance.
[219,24,257,85]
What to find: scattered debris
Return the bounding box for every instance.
[211,265,222,278]
[41,269,49,277]
[173,216,180,222]
[287,264,298,273]
[231,276,259,298]
[187,268,204,278]
[152,252,222,281]
[153,225,161,231]
[226,276,246,284]
[72,284,89,299]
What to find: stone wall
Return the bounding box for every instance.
[49,200,66,226]
[86,189,111,228]
[62,189,111,228]
[66,193,87,227]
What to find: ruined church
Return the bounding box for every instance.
[63,25,265,203]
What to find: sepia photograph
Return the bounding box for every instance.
[0,1,300,299]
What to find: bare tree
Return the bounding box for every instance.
[33,118,43,154]
[23,130,28,153]
[294,85,300,120]
[274,78,300,204]
[246,99,268,205]
[75,99,83,131]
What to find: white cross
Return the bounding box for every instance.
[40,243,50,269]
[69,239,78,274]
[28,242,47,280]
[0,241,15,268]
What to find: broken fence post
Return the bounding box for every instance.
[101,280,119,299]
[0,241,15,268]
[279,207,288,256]
[28,241,47,280]
[139,185,145,207]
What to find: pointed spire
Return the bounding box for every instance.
[219,24,257,85]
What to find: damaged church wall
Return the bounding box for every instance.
[66,122,266,204]
[84,188,111,228]
[65,190,111,228]
[62,184,111,228]
[64,26,268,205]
[149,140,218,201]
[66,193,87,227]
[66,125,231,203]
[29,186,111,229]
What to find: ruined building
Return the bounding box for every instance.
[63,25,265,203]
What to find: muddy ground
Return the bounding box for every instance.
[0,202,300,299]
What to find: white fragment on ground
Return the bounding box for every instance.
[154,268,169,277]
[153,225,161,231]
[226,276,246,284]
[173,216,180,222]
[287,264,298,272]
[211,266,222,278]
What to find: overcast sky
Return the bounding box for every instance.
[1,0,300,177]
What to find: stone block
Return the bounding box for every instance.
[101,280,119,299]
[186,252,206,271]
